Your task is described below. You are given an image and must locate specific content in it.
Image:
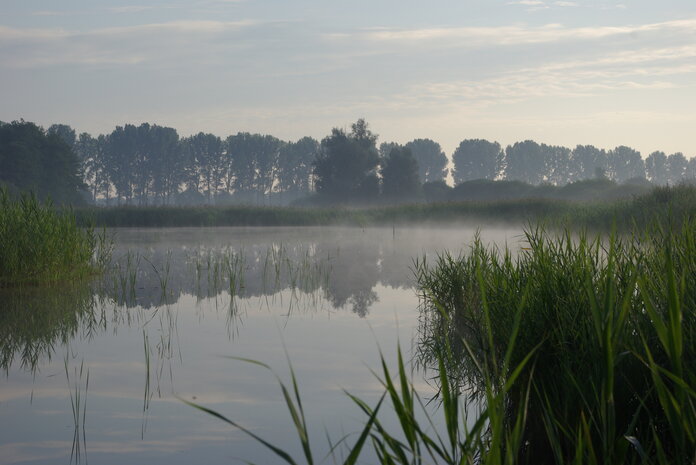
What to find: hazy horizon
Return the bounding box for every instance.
[2,0,696,158]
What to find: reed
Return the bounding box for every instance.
[415,222,696,463]
[74,184,696,230]
[0,188,111,287]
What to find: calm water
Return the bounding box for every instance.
[0,226,522,465]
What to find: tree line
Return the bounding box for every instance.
[1,119,695,206]
[452,139,696,186]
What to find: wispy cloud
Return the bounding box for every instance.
[394,44,696,110]
[0,20,261,67]
[31,10,70,17]
[107,6,156,13]
[507,0,545,5]
[355,18,696,46]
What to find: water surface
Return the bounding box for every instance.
[0,226,521,464]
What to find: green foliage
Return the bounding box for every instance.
[186,342,533,465]
[182,132,225,202]
[226,132,284,204]
[453,138,502,184]
[416,222,696,463]
[381,146,422,200]
[607,146,644,183]
[0,189,111,286]
[277,136,319,196]
[503,140,546,184]
[422,180,452,203]
[106,123,184,206]
[449,178,652,203]
[404,138,449,183]
[0,120,86,205]
[314,119,380,202]
[47,123,77,148]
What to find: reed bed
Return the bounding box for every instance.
[0,188,111,287]
[415,221,696,464]
[75,184,696,230]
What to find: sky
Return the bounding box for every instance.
[2,0,696,158]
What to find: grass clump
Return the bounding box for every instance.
[0,188,111,287]
[416,222,696,464]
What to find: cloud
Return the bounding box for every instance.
[392,44,696,110]
[31,10,69,17]
[0,20,255,41]
[357,18,696,46]
[507,0,545,5]
[554,1,578,6]
[0,20,261,68]
[108,6,156,13]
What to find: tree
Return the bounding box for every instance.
[687,157,696,182]
[253,135,283,204]
[105,124,138,204]
[607,146,644,183]
[452,139,501,184]
[226,133,256,201]
[544,145,573,185]
[47,124,77,149]
[182,132,225,204]
[645,151,668,185]
[379,142,399,160]
[571,145,608,181]
[667,152,688,185]
[0,121,85,204]
[313,119,380,202]
[147,125,183,205]
[227,133,283,204]
[404,138,448,183]
[503,140,547,184]
[75,132,110,203]
[422,180,452,202]
[380,146,421,200]
[277,136,319,200]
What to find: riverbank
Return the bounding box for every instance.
[75,184,696,230]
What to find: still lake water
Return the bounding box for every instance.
[0,226,522,464]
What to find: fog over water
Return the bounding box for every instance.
[0,226,524,465]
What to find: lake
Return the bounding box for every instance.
[0,226,522,465]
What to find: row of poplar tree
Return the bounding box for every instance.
[6,119,696,206]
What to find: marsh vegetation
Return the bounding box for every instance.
[0,189,111,287]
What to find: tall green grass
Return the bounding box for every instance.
[416,222,696,463]
[0,188,111,286]
[186,222,696,464]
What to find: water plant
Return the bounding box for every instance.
[415,222,696,463]
[0,188,111,287]
[74,184,696,231]
[65,356,89,465]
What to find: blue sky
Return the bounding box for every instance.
[2,0,696,157]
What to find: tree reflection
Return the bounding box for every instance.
[101,229,413,317]
[0,283,101,373]
[1,227,456,372]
